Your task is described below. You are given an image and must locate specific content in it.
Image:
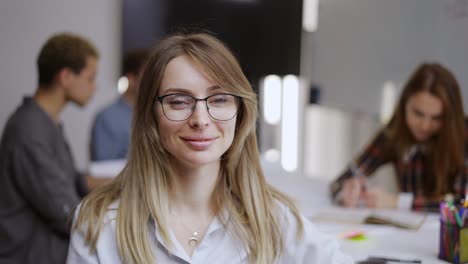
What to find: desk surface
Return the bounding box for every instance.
[315,216,447,263]
[262,161,449,263]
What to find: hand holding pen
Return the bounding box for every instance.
[341,176,367,207]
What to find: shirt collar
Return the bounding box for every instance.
[151,208,230,262]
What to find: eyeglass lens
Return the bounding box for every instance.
[161,94,239,121]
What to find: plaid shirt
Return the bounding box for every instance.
[330,124,468,212]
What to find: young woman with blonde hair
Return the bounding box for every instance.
[331,63,468,211]
[67,32,351,263]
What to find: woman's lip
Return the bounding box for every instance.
[180,136,216,141]
[181,137,216,150]
[414,132,429,140]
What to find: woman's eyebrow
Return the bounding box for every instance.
[161,85,224,95]
[207,85,223,91]
[412,107,442,119]
[161,87,192,94]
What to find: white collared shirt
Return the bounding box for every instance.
[67,202,352,264]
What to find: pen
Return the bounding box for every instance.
[444,204,456,225]
[440,202,447,222]
[463,207,468,227]
[368,256,422,263]
[450,204,463,227]
[463,200,468,227]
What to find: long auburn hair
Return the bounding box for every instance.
[75,32,302,263]
[384,63,464,198]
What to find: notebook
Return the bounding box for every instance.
[311,207,427,230]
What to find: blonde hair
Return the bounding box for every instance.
[75,32,303,263]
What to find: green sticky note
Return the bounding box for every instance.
[348,234,367,241]
[460,228,468,263]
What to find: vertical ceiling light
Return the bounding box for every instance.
[281,75,299,172]
[380,81,397,124]
[117,76,129,94]
[264,148,281,163]
[262,75,282,124]
[303,0,319,32]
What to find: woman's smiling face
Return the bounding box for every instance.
[156,55,237,169]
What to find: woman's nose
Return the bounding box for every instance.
[188,101,211,127]
[420,117,432,131]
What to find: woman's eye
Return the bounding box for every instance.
[213,98,227,103]
[165,95,193,108]
[413,110,424,117]
[209,95,229,105]
[169,100,189,105]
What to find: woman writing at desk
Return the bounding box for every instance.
[67,32,351,263]
[330,63,468,212]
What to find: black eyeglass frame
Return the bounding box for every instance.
[156,93,242,121]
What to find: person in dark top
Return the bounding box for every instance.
[0,32,104,263]
[90,49,149,161]
[330,63,468,212]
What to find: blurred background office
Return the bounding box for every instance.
[1,0,468,182]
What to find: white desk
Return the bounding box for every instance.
[315,216,447,263]
[262,161,449,263]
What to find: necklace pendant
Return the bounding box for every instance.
[188,233,199,247]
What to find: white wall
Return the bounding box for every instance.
[298,0,468,179]
[0,0,121,170]
[303,105,379,180]
[302,0,468,117]
[434,0,468,102]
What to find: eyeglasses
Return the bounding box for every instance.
[157,93,242,121]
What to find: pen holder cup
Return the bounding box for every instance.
[438,220,468,264]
